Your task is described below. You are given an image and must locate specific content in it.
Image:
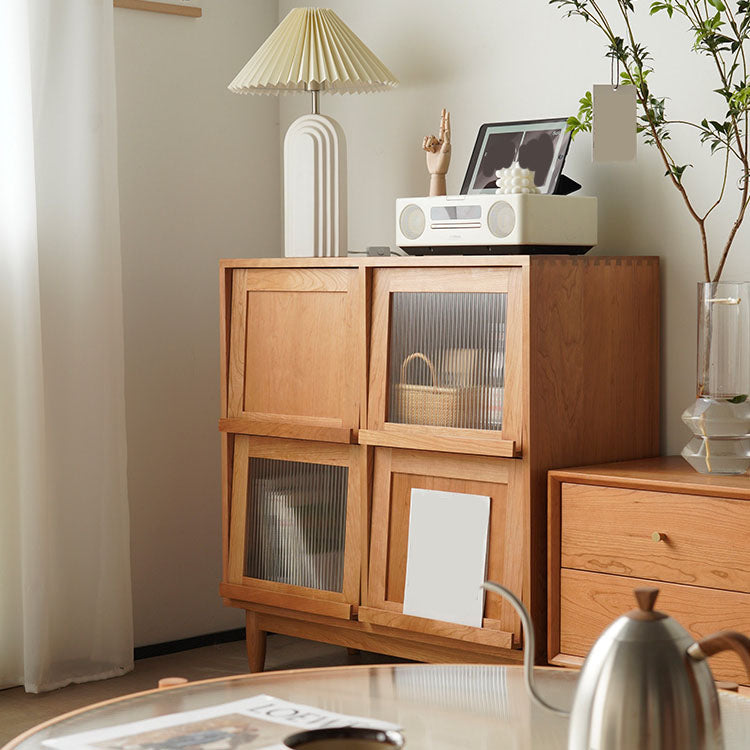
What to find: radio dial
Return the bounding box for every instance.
[399,204,426,240]
[487,201,516,239]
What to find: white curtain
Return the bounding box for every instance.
[0,0,132,693]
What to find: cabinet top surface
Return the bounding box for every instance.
[550,456,750,498]
[220,255,659,269]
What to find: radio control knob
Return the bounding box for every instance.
[399,204,426,240]
[487,200,516,239]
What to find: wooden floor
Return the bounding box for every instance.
[0,635,404,746]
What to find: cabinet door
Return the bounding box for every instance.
[221,436,363,618]
[361,267,522,457]
[223,268,362,443]
[361,448,524,650]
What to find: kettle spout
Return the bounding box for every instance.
[482,581,569,717]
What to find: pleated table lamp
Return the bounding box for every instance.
[228,7,398,257]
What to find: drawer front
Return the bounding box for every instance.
[561,483,750,592]
[560,568,750,685]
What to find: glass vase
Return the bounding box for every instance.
[682,282,750,474]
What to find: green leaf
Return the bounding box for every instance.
[566,90,593,139]
[665,163,692,182]
[728,394,748,403]
[650,0,673,14]
[706,0,725,10]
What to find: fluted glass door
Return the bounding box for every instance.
[224,435,361,618]
[244,457,348,592]
[388,292,507,431]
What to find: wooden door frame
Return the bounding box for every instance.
[222,435,363,619]
[363,447,525,648]
[365,267,524,457]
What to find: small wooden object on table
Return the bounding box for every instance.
[422,109,451,197]
[549,456,750,685]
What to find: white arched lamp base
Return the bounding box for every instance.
[283,114,347,257]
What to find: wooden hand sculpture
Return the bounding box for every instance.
[423,108,451,197]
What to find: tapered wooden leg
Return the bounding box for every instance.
[245,611,267,673]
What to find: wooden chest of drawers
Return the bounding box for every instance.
[548,457,750,684]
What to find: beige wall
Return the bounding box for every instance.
[114,0,280,646]
[115,0,750,645]
[279,0,750,455]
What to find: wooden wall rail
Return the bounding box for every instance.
[113,0,202,17]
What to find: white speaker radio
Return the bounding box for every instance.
[396,194,597,255]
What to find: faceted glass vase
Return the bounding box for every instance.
[682,282,750,474]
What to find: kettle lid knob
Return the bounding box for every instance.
[635,587,659,612]
[627,587,668,621]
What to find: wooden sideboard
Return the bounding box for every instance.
[549,456,750,685]
[218,255,660,670]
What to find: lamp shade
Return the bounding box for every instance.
[228,7,398,95]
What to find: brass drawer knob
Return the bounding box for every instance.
[651,531,667,542]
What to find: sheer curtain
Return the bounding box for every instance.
[0,0,132,693]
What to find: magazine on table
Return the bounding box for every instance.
[42,694,400,750]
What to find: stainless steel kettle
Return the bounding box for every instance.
[483,581,750,750]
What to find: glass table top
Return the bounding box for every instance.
[6,664,750,750]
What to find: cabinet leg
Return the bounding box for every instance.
[245,611,267,673]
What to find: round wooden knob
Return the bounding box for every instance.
[651,531,667,542]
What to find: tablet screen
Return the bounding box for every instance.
[461,119,571,195]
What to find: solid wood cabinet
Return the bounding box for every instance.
[549,457,750,685]
[219,256,660,670]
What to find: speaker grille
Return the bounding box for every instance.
[399,204,426,240]
[487,201,515,239]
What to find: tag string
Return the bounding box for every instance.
[611,54,620,90]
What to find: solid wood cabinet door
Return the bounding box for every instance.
[221,436,363,619]
[224,268,362,443]
[360,447,524,650]
[361,267,523,457]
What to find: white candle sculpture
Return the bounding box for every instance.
[495,162,540,195]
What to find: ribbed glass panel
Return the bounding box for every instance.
[244,458,348,592]
[388,292,507,430]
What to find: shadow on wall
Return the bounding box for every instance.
[582,144,700,455]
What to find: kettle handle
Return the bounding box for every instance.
[688,631,750,680]
[482,581,569,716]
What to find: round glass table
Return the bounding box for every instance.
[5,664,750,750]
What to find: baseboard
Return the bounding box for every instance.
[134,628,245,660]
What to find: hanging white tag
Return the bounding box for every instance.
[592,84,637,162]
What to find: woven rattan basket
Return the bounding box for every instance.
[394,352,479,428]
